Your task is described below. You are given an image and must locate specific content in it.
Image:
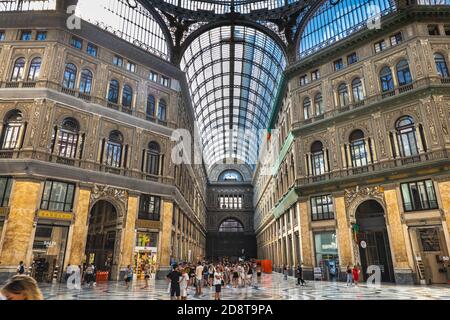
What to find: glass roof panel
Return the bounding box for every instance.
[181,25,286,168]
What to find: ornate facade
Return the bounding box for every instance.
[255,4,450,285]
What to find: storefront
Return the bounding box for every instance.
[314,232,339,281]
[31,222,69,283]
[134,231,159,279]
[409,225,449,284]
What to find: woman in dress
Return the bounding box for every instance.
[180,268,190,300]
[352,264,360,286]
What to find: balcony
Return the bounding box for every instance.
[299,149,449,186]
[293,77,446,130]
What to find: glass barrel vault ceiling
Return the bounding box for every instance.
[181,25,287,168]
[149,0,300,15]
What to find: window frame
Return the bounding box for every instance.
[40,180,75,212]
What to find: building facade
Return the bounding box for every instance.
[0,2,207,282]
[255,3,450,285]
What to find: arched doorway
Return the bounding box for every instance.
[355,200,395,283]
[84,200,118,279]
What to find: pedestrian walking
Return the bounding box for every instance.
[17,261,26,275]
[142,264,151,289]
[283,265,288,280]
[346,265,353,287]
[166,264,182,300]
[296,264,306,286]
[352,264,360,286]
[180,268,190,300]
[124,265,133,290]
[195,262,203,296]
[214,265,223,301]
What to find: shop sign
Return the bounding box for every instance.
[38,210,73,221]
[135,246,158,253]
[136,219,162,229]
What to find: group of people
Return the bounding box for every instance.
[166,260,263,300]
[346,264,361,286]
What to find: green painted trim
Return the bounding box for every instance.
[271,132,294,176]
[268,74,287,130]
[273,188,298,219]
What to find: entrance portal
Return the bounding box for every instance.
[355,200,395,283]
[84,201,118,279]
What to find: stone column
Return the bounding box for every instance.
[384,186,414,284]
[67,187,91,267]
[298,200,313,278]
[334,195,354,268]
[156,199,174,279]
[0,179,41,282]
[118,194,138,278]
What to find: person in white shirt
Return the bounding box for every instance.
[213,266,223,301]
[180,268,190,300]
[195,262,204,296]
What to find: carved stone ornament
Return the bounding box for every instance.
[344,185,386,222]
[90,184,128,217]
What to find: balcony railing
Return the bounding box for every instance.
[0,80,174,128]
[299,149,449,186]
[294,77,446,129]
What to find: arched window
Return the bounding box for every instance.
[1,110,24,150]
[158,99,167,122]
[11,57,26,82]
[27,57,41,81]
[58,118,79,158]
[396,59,412,86]
[303,98,312,119]
[314,93,324,116]
[107,79,120,104]
[352,78,364,102]
[79,69,93,94]
[311,141,325,176]
[146,95,156,119]
[218,170,243,182]
[122,85,133,108]
[349,130,368,168]
[105,130,123,168]
[434,53,449,78]
[380,66,394,92]
[396,116,419,157]
[338,83,349,107]
[146,141,161,176]
[62,63,77,89]
[219,219,244,232]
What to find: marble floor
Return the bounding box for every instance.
[34,273,450,300]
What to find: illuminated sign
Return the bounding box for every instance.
[38,210,73,221]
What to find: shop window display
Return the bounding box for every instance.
[134,232,159,279]
[314,232,339,281]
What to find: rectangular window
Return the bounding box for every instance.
[311,69,320,81]
[138,195,161,221]
[374,40,386,53]
[113,55,123,67]
[299,74,308,86]
[0,31,5,41]
[160,76,170,87]
[149,71,158,82]
[36,31,47,41]
[334,58,344,71]
[445,25,450,36]
[126,61,137,73]
[70,36,83,49]
[86,43,98,57]
[347,52,358,65]
[310,195,334,221]
[136,232,158,248]
[20,30,32,41]
[390,32,403,46]
[401,180,438,212]
[0,177,13,207]
[40,180,75,212]
[428,24,440,36]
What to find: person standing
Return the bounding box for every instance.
[1,275,44,300]
[352,265,360,286]
[256,264,262,281]
[195,262,203,296]
[124,265,133,290]
[166,264,182,300]
[17,261,26,275]
[142,264,150,289]
[213,265,223,301]
[84,264,95,287]
[346,265,353,287]
[283,265,288,280]
[296,264,306,286]
[180,268,190,300]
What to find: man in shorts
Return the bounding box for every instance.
[195,262,203,296]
